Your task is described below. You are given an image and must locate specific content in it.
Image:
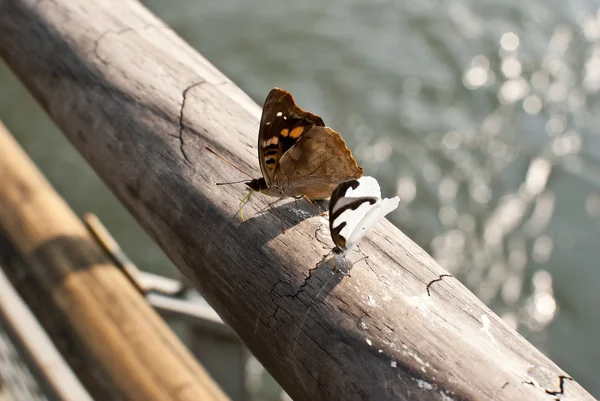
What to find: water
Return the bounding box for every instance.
[2,0,600,398]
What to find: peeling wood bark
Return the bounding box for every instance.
[0,0,595,400]
[0,123,229,401]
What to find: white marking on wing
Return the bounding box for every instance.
[332,201,374,244]
[345,176,381,199]
[346,196,399,250]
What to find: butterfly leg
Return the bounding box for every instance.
[237,190,253,222]
[316,250,349,276]
[237,193,287,233]
[302,195,328,216]
[250,198,287,233]
[351,245,369,267]
[268,202,286,234]
[256,198,284,215]
[350,255,369,268]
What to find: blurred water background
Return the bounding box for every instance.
[1,0,599,399]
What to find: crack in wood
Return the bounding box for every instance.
[313,224,330,247]
[294,263,320,294]
[266,267,319,328]
[523,374,573,400]
[554,376,573,395]
[178,81,205,164]
[91,25,158,63]
[545,376,573,398]
[426,274,453,296]
[268,279,286,297]
[264,305,280,328]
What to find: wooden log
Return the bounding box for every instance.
[0,267,94,401]
[0,232,122,400]
[82,212,235,336]
[83,213,148,295]
[0,325,48,401]
[0,0,594,399]
[0,123,229,401]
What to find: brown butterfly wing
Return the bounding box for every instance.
[276,126,364,199]
[258,88,325,186]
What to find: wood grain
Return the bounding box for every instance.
[0,0,595,400]
[0,122,229,400]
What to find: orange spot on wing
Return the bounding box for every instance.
[289,127,304,138]
[280,128,289,137]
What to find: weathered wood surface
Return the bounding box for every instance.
[0,123,229,401]
[0,267,94,401]
[0,0,594,400]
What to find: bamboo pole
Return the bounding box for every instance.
[0,266,94,401]
[0,0,594,399]
[0,123,228,400]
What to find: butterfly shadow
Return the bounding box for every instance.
[277,252,368,357]
[289,251,361,305]
[240,197,329,245]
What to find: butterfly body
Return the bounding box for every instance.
[246,88,363,200]
[329,176,400,255]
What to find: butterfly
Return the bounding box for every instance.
[245,88,363,201]
[328,176,400,256]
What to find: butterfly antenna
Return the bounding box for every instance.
[205,146,253,179]
[216,179,249,186]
